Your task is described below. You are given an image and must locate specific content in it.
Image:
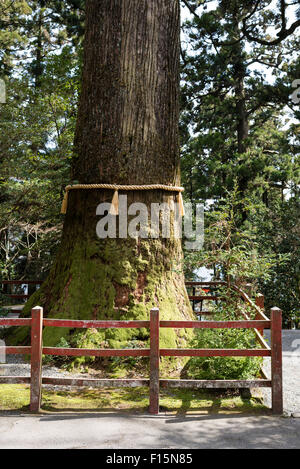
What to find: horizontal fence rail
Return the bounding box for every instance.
[185,281,269,317]
[160,320,271,329]
[0,280,42,301]
[0,303,283,415]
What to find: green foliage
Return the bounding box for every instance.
[185,305,262,380]
[186,349,262,380]
[0,291,10,316]
[253,195,300,326]
[0,0,84,283]
[0,0,32,74]
[180,1,299,323]
[108,340,148,374]
[0,28,80,280]
[181,2,298,204]
[42,336,70,365]
[184,186,289,287]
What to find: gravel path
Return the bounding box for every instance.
[261,330,300,415]
[0,353,92,387]
[0,312,90,385]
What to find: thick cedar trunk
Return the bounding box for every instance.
[20,0,193,349]
[72,0,180,185]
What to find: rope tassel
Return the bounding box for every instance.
[109,189,119,215]
[177,192,185,216]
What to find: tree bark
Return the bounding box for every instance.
[72,0,181,185]
[231,11,249,222]
[20,0,193,349]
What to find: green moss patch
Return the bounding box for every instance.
[0,384,269,415]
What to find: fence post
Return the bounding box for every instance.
[271,307,283,415]
[192,286,195,313]
[149,308,160,414]
[255,294,265,336]
[30,306,43,412]
[255,293,264,310]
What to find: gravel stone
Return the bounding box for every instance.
[261,330,300,414]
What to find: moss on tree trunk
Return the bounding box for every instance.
[20,189,193,348]
[12,0,193,351]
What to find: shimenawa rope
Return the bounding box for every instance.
[61,184,185,215]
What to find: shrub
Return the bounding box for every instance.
[184,308,263,380]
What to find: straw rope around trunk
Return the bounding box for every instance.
[61,184,185,215]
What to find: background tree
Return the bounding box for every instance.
[180,0,298,207]
[0,1,81,281]
[180,0,300,323]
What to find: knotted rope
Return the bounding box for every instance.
[61,184,185,215]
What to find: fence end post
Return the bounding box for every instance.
[30,306,43,413]
[271,307,283,415]
[149,307,160,415]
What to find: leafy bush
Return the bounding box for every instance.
[42,336,71,366]
[0,291,10,317]
[184,307,263,380]
[184,186,288,287]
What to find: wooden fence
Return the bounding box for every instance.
[0,303,283,415]
[0,280,42,301]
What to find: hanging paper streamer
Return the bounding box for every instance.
[177,192,185,216]
[109,189,119,215]
[61,191,69,214]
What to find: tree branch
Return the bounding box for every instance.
[181,0,201,20]
[242,0,300,46]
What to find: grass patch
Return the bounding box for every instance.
[0,384,269,415]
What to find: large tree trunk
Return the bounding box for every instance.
[21,0,193,349]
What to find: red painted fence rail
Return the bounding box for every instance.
[0,305,283,415]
